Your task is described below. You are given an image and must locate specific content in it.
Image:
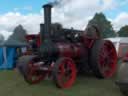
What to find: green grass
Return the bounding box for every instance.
[0,70,123,96]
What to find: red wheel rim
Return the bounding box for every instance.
[98,40,117,78]
[27,58,47,84]
[57,58,77,88]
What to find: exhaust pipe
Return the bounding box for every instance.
[41,4,52,41]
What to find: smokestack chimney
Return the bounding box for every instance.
[41,4,52,41]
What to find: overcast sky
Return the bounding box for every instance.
[0,0,128,39]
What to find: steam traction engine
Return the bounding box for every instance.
[17,4,117,88]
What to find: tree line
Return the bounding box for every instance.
[3,12,128,43]
[88,12,128,38]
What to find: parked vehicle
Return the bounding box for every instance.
[106,37,128,59]
[17,4,117,88]
[116,53,128,96]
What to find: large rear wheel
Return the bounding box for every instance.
[90,40,117,78]
[52,57,77,88]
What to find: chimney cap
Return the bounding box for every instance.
[43,3,53,8]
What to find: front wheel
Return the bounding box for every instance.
[17,55,47,84]
[52,57,77,88]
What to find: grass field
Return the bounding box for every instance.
[0,70,123,96]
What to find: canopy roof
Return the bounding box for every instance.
[106,37,128,43]
[0,40,28,47]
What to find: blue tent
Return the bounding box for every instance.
[0,47,17,69]
[0,40,28,69]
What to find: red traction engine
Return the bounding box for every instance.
[17,4,117,88]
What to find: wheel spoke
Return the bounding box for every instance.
[98,41,117,78]
[54,58,77,88]
[27,58,47,84]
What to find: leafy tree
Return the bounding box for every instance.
[0,34,5,43]
[7,25,27,42]
[87,13,116,38]
[118,25,128,37]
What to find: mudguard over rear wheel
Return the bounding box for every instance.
[52,57,77,88]
[90,40,117,78]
